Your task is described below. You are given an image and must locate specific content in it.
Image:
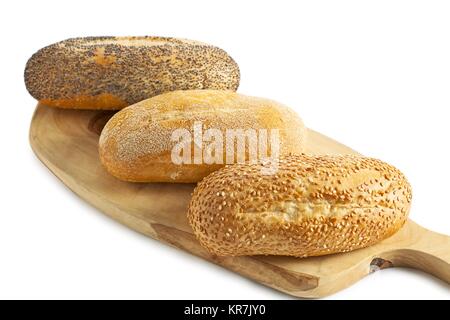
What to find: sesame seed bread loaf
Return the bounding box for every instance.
[188,154,412,257]
[24,36,240,109]
[99,90,307,183]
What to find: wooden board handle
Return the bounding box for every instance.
[376,222,450,284]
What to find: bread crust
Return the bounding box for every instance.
[99,90,307,182]
[24,36,240,109]
[187,154,412,257]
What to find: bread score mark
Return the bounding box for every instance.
[90,47,117,66]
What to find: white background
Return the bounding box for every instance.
[1,0,449,299]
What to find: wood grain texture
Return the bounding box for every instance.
[29,104,450,298]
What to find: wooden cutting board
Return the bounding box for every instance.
[29,103,450,298]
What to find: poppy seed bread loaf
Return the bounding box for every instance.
[188,154,412,257]
[24,36,240,109]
